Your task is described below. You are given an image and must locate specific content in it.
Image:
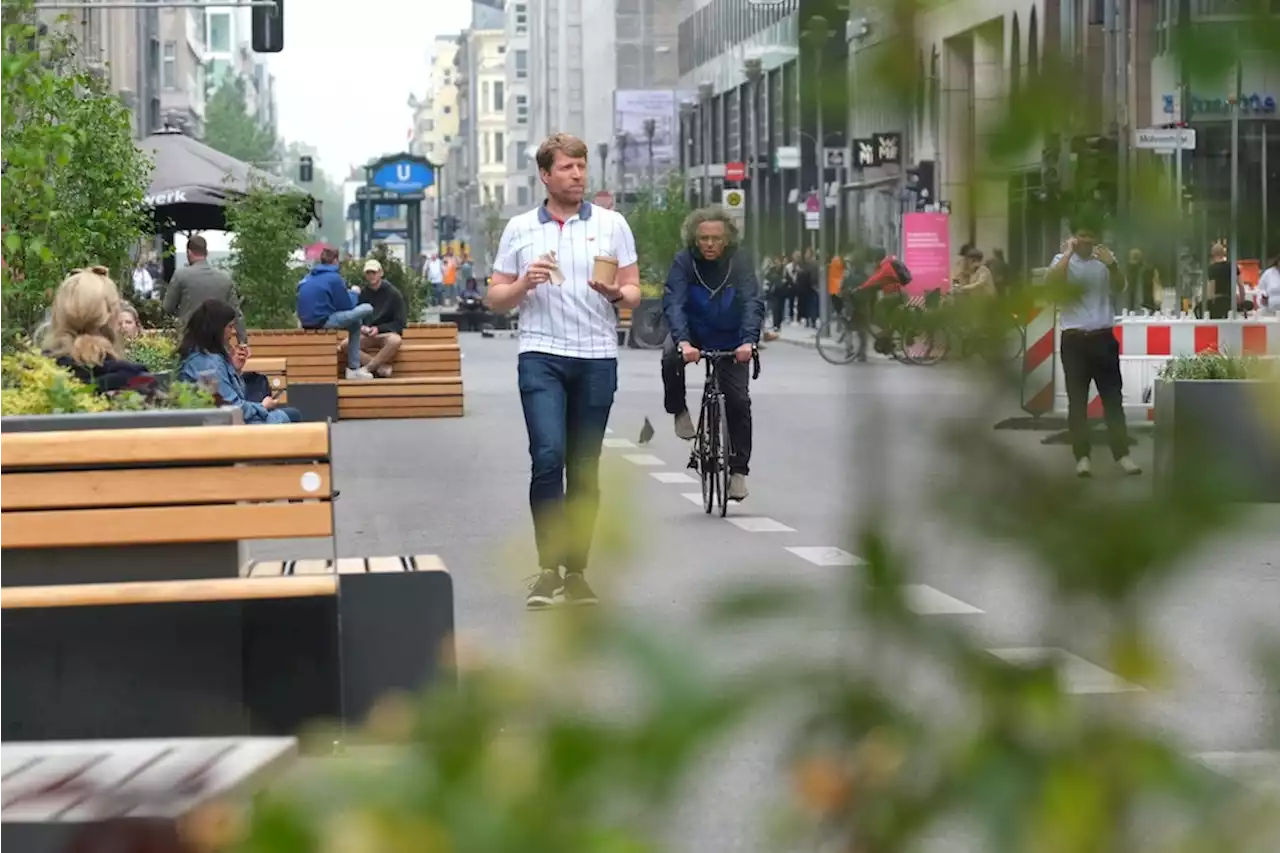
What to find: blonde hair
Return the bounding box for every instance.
[41,266,124,366]
[536,133,589,172]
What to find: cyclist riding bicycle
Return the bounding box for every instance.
[662,207,766,502]
[852,251,913,356]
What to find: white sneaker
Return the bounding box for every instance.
[728,473,749,501]
[1117,456,1142,476]
[1075,457,1092,478]
[673,410,696,441]
[345,367,374,380]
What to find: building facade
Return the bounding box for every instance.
[504,0,534,213]
[158,10,207,136]
[676,0,849,258]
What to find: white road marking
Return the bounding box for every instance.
[623,454,666,467]
[904,584,984,615]
[681,492,704,506]
[651,472,698,484]
[727,517,796,533]
[603,438,635,448]
[1194,751,1280,791]
[785,546,865,567]
[986,647,1144,694]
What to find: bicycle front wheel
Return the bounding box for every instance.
[698,398,719,514]
[816,316,860,365]
[717,398,732,518]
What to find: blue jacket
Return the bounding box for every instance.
[178,350,292,424]
[663,247,766,351]
[296,263,355,328]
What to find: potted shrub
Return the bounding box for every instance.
[1152,351,1280,502]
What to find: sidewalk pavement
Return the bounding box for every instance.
[761,322,818,349]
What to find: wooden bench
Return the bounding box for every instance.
[246,330,343,421]
[1,555,455,744]
[0,423,334,585]
[1,736,297,853]
[336,324,465,420]
[617,306,633,346]
[243,356,288,402]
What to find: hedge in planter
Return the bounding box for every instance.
[1152,352,1280,502]
[0,347,214,416]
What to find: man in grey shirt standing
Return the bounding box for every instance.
[163,235,246,342]
[1045,218,1142,479]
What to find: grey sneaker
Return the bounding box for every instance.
[345,367,374,380]
[1075,457,1092,478]
[1117,456,1142,476]
[674,410,696,441]
[525,569,562,610]
[561,572,599,606]
[728,472,749,501]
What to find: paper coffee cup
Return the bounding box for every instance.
[592,256,618,286]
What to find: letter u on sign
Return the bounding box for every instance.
[396,164,412,182]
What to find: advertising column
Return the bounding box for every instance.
[901,212,951,298]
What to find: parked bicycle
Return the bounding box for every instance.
[687,348,761,517]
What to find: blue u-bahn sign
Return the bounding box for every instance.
[369,156,435,194]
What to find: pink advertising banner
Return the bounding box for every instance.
[901,212,951,298]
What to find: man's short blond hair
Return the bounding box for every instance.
[536,133,589,173]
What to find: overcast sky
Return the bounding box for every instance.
[265,0,469,180]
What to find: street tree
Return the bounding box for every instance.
[1,3,153,348]
[624,173,693,294]
[203,76,279,167]
[223,178,308,329]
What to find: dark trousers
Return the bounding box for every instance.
[1060,328,1130,461]
[518,352,617,573]
[661,339,753,475]
[769,291,792,329]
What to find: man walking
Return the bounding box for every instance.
[426,253,445,306]
[485,132,640,609]
[1045,219,1141,478]
[164,235,245,341]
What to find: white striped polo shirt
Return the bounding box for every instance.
[493,201,638,359]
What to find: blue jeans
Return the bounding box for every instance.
[518,352,618,573]
[325,304,375,369]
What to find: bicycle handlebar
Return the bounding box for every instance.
[698,347,761,380]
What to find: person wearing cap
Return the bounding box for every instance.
[339,258,406,377]
[297,246,375,379]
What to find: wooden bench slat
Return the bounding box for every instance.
[0,576,337,610]
[243,357,287,373]
[291,559,331,575]
[239,554,448,577]
[338,396,463,410]
[339,404,463,419]
[2,502,333,549]
[0,423,329,469]
[1,463,331,511]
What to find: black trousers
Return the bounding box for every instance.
[661,339,753,475]
[1060,328,1130,461]
[769,290,792,329]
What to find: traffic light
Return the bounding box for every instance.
[905,160,936,210]
[252,0,284,54]
[1073,135,1118,215]
[438,215,458,242]
[298,155,313,183]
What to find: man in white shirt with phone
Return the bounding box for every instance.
[486,133,641,609]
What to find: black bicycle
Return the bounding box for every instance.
[686,347,761,517]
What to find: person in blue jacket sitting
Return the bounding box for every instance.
[297,246,375,379]
[178,299,301,424]
[662,207,766,502]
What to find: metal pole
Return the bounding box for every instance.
[699,82,714,207]
[1117,0,1130,260]
[1175,85,1184,303]
[744,59,763,261]
[1229,58,1240,317]
[616,133,627,208]
[597,142,609,191]
[814,38,828,327]
[644,118,656,200]
[1264,123,1270,261]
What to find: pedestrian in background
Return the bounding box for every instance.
[1044,218,1141,479]
[163,235,245,343]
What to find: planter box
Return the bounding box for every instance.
[1153,379,1280,502]
[0,406,240,433]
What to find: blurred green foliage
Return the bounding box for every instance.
[225,179,310,329]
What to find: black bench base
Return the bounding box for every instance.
[2,541,244,587]
[2,572,456,749]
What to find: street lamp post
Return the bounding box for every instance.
[698,81,714,206]
[615,131,629,208]
[805,15,835,326]
[679,101,695,206]
[743,57,764,260]
[597,141,610,191]
[643,117,657,200]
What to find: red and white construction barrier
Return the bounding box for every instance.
[1021,315,1279,420]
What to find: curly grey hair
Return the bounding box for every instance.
[681,207,740,250]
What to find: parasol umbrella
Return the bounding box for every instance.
[139,128,317,232]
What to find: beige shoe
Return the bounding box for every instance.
[673,410,696,440]
[728,473,749,501]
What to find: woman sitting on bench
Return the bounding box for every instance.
[40,266,154,394]
[178,299,302,424]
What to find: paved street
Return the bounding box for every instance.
[252,333,1279,851]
